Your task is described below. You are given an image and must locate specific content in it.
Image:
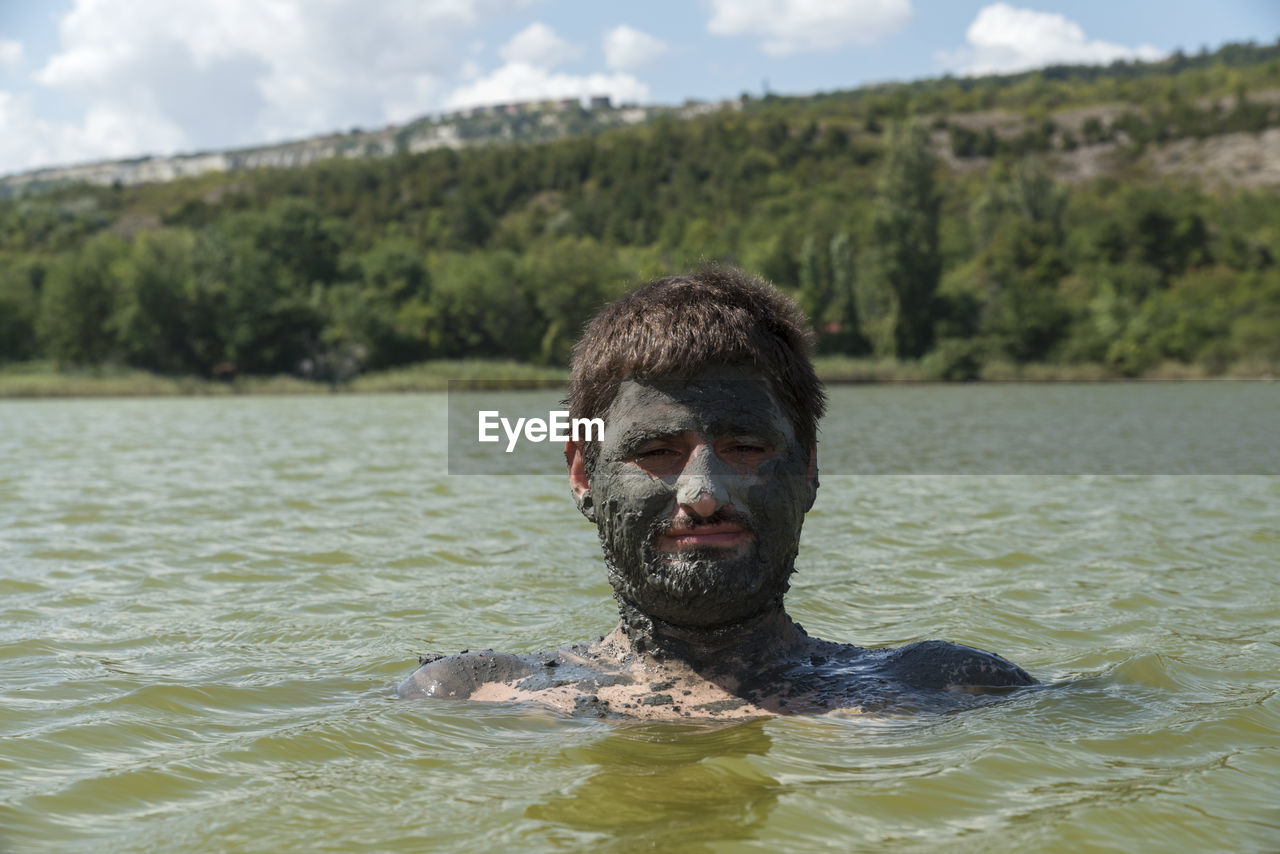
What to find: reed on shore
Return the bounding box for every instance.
[2,357,1274,399]
[0,360,567,398]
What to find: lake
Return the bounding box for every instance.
[2,384,1277,851]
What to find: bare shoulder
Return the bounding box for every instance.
[884,640,1037,691]
[396,649,537,699]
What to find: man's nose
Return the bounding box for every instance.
[675,445,731,518]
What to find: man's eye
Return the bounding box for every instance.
[722,440,770,457]
[634,447,677,459]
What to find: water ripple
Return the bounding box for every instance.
[0,393,1276,851]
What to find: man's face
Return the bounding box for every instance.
[574,367,816,628]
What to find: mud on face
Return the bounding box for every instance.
[587,371,816,629]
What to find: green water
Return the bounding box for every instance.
[2,387,1277,852]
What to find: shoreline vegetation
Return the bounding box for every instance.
[3,43,1278,392]
[2,357,1273,399]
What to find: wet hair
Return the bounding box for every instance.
[568,264,825,468]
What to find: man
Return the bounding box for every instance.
[399,266,1035,718]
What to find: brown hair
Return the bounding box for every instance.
[568,264,825,467]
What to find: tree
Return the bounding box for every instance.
[0,257,42,362]
[827,232,864,353]
[325,236,433,369]
[38,234,126,366]
[224,197,342,289]
[866,119,941,358]
[427,250,540,360]
[796,235,827,322]
[1010,158,1067,240]
[192,221,324,375]
[522,236,630,365]
[971,160,1071,363]
[112,229,199,373]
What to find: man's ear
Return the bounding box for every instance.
[805,442,819,512]
[566,440,596,523]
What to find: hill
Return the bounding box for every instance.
[1,39,1278,385]
[0,97,731,198]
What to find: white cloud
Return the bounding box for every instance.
[3,0,525,174]
[0,39,23,67]
[2,0,659,175]
[443,62,649,110]
[443,19,649,111]
[0,89,185,175]
[940,3,1164,76]
[604,25,668,71]
[499,22,577,67]
[706,0,912,56]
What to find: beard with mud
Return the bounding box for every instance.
[597,489,804,630]
[583,372,816,636]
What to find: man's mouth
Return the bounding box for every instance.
[657,516,751,552]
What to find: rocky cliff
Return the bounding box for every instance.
[0,99,681,197]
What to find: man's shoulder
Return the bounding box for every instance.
[883,640,1037,691]
[396,649,536,699]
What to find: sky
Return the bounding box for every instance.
[0,0,1277,177]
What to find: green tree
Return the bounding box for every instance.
[1010,158,1066,240]
[428,250,539,360]
[325,236,433,369]
[223,197,342,289]
[0,256,42,362]
[112,229,200,373]
[193,222,324,375]
[796,235,827,322]
[38,234,127,366]
[522,236,630,365]
[867,119,941,358]
[826,231,864,353]
[973,162,1071,363]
